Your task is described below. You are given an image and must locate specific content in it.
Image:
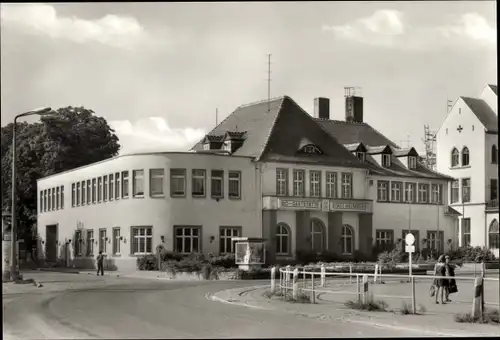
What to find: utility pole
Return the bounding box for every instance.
[267,53,272,112]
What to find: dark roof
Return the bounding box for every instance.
[366,145,392,155]
[343,143,366,152]
[461,96,498,132]
[488,84,498,95]
[391,147,419,157]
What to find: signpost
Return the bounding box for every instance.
[405,233,415,277]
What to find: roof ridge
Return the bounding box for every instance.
[255,97,287,161]
[235,96,286,110]
[314,118,366,125]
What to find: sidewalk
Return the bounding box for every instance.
[210,285,500,337]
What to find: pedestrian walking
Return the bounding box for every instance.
[96,251,104,276]
[432,254,448,304]
[445,255,457,302]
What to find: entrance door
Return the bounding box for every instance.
[46,225,58,263]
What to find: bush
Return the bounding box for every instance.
[454,309,499,324]
[446,246,496,263]
[209,254,237,268]
[377,249,405,267]
[345,298,388,312]
[137,255,158,271]
[296,250,319,265]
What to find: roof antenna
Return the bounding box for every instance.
[215,108,218,127]
[267,53,272,112]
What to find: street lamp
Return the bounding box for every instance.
[10,107,54,281]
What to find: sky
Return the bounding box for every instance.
[1,2,497,155]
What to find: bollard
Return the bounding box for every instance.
[356,274,361,302]
[270,266,276,294]
[374,264,379,283]
[292,268,299,300]
[311,271,316,304]
[362,274,369,304]
[411,276,416,314]
[320,264,326,288]
[471,277,484,321]
[349,263,353,284]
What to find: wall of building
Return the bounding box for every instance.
[485,134,498,201]
[37,152,259,270]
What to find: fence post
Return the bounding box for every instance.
[356,274,360,303]
[292,268,299,300]
[379,264,383,284]
[286,265,291,283]
[411,276,416,314]
[374,263,379,284]
[481,262,485,278]
[303,267,306,289]
[362,274,369,304]
[473,262,477,278]
[311,271,316,304]
[349,263,353,284]
[320,264,326,288]
[270,266,276,294]
[472,277,484,321]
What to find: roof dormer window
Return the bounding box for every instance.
[408,156,417,169]
[300,144,322,155]
[382,154,391,167]
[356,152,365,162]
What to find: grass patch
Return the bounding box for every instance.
[345,298,388,312]
[268,289,313,304]
[400,301,413,315]
[263,290,285,299]
[454,309,500,324]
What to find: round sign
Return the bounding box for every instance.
[405,233,415,246]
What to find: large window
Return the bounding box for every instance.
[341,225,354,255]
[56,187,60,209]
[92,178,97,203]
[219,227,240,254]
[76,183,81,206]
[109,174,114,201]
[292,169,305,197]
[489,219,499,251]
[326,171,337,198]
[404,182,416,203]
[113,227,121,255]
[174,226,200,254]
[98,177,103,202]
[102,176,108,201]
[377,180,389,202]
[451,148,459,167]
[431,184,443,204]
[79,182,85,206]
[74,230,82,257]
[276,168,288,196]
[51,188,55,210]
[44,190,48,211]
[40,191,44,212]
[309,171,321,198]
[99,228,107,253]
[149,169,164,197]
[490,179,498,201]
[376,230,394,251]
[132,170,144,197]
[211,170,224,198]
[391,182,402,202]
[462,178,471,203]
[171,169,186,197]
[132,226,153,255]
[451,180,459,203]
[61,186,64,209]
[492,145,498,164]
[86,180,91,205]
[310,219,325,253]
[462,218,471,246]
[86,230,94,256]
[114,172,120,199]
[418,183,429,203]
[191,169,206,197]
[71,184,75,207]
[427,230,444,253]
[121,171,129,198]
[276,223,291,255]
[341,173,353,199]
[228,171,241,199]
[461,147,470,166]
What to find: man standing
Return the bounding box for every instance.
[96,251,104,276]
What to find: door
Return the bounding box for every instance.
[46,225,58,263]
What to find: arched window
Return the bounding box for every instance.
[341,225,354,255]
[489,219,499,250]
[276,223,291,255]
[300,144,322,155]
[492,145,498,164]
[451,148,459,167]
[462,147,470,166]
[310,219,325,253]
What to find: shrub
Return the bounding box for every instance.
[400,301,412,315]
[209,254,237,268]
[345,298,388,312]
[454,309,499,324]
[377,249,405,267]
[296,250,319,265]
[137,255,158,271]
[447,246,496,263]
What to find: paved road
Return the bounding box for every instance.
[3,272,420,339]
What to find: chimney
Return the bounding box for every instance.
[345,87,363,123]
[314,97,330,119]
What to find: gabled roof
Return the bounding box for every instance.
[460,96,498,132]
[488,84,498,95]
[366,145,392,155]
[391,147,419,157]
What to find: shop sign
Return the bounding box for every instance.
[280,199,320,210]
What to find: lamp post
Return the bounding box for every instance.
[10,107,54,281]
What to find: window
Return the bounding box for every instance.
[191,169,206,197]
[377,180,389,202]
[490,179,498,201]
[408,156,417,169]
[211,170,224,198]
[460,218,471,247]
[228,171,241,199]
[292,170,305,197]
[427,230,444,253]
[174,226,200,254]
[382,154,391,167]
[310,219,325,253]
[276,168,289,196]
[461,147,470,166]
[301,144,322,154]
[86,180,91,205]
[418,183,429,203]
[44,190,48,211]
[75,184,81,206]
[74,230,82,257]
[376,230,394,251]
[113,227,121,255]
[391,182,402,202]
[430,184,443,204]
[103,176,108,201]
[451,180,459,203]
[86,230,94,256]
[109,174,114,201]
[115,172,120,199]
[171,169,186,197]
[61,186,64,209]
[121,171,129,198]
[341,173,353,199]
[99,228,107,253]
[98,177,103,202]
[404,182,416,203]
[219,227,240,254]
[132,170,144,197]
[80,181,86,205]
[56,187,60,209]
[341,225,354,255]
[149,169,164,197]
[40,191,44,213]
[51,188,56,210]
[92,178,97,203]
[451,148,459,167]
[132,226,153,255]
[276,223,291,255]
[492,145,498,164]
[310,171,321,198]
[356,152,365,162]
[326,172,337,198]
[489,219,499,250]
[462,178,471,203]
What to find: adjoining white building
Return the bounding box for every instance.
[436,84,499,257]
[37,93,459,271]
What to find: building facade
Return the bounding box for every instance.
[436,84,499,257]
[38,93,460,270]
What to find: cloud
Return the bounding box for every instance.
[0,3,149,49]
[437,13,496,45]
[109,117,206,154]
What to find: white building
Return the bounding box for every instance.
[436,84,499,257]
[37,94,459,270]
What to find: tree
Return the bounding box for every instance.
[1,106,120,239]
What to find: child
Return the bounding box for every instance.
[96,251,104,276]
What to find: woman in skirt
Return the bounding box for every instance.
[433,255,448,304]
